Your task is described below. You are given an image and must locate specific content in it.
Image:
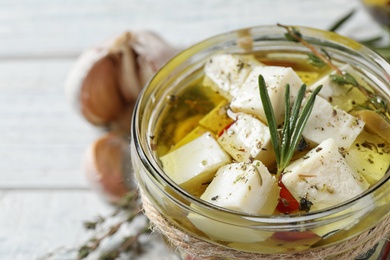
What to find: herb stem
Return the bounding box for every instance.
[277,23,342,74]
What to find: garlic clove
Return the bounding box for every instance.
[109,31,142,102]
[85,132,134,204]
[111,30,180,102]
[65,35,127,126]
[80,56,127,125]
[129,30,181,86]
[352,110,390,141]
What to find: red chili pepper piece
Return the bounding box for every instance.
[217,121,235,137]
[276,179,300,214]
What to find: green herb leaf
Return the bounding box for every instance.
[258,75,281,167]
[327,9,390,60]
[285,85,322,171]
[328,9,356,32]
[307,53,326,67]
[258,74,322,175]
[282,25,302,42]
[330,72,359,87]
[280,84,291,167]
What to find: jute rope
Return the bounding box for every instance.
[140,190,390,260]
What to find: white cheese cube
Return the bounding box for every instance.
[308,64,368,112]
[200,160,279,215]
[188,160,278,243]
[281,138,369,212]
[302,95,365,149]
[160,132,231,185]
[308,65,353,101]
[203,54,262,100]
[217,113,274,165]
[230,66,304,124]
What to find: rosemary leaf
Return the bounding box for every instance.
[359,35,383,46]
[285,85,322,170]
[280,84,291,167]
[328,9,356,32]
[258,75,281,167]
[289,83,307,132]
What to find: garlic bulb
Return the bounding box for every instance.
[65,30,179,132]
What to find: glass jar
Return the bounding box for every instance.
[130,25,390,259]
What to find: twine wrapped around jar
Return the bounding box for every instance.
[140,190,390,260]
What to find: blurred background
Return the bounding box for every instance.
[0,0,386,259]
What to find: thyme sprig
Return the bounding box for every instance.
[258,75,322,176]
[77,190,151,260]
[278,23,342,74]
[278,23,390,124]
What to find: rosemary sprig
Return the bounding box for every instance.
[278,23,390,124]
[258,75,322,176]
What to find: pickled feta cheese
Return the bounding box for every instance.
[281,138,369,211]
[199,100,234,134]
[308,65,367,112]
[188,160,278,242]
[171,126,209,150]
[217,113,274,165]
[302,95,365,149]
[230,66,304,124]
[200,160,279,215]
[203,54,262,100]
[307,65,351,101]
[160,132,231,185]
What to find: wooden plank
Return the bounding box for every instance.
[0,190,175,260]
[0,59,103,188]
[0,190,111,259]
[0,0,376,57]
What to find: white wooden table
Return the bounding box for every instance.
[0,0,382,259]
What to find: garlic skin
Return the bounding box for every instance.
[65,30,179,131]
[85,132,134,204]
